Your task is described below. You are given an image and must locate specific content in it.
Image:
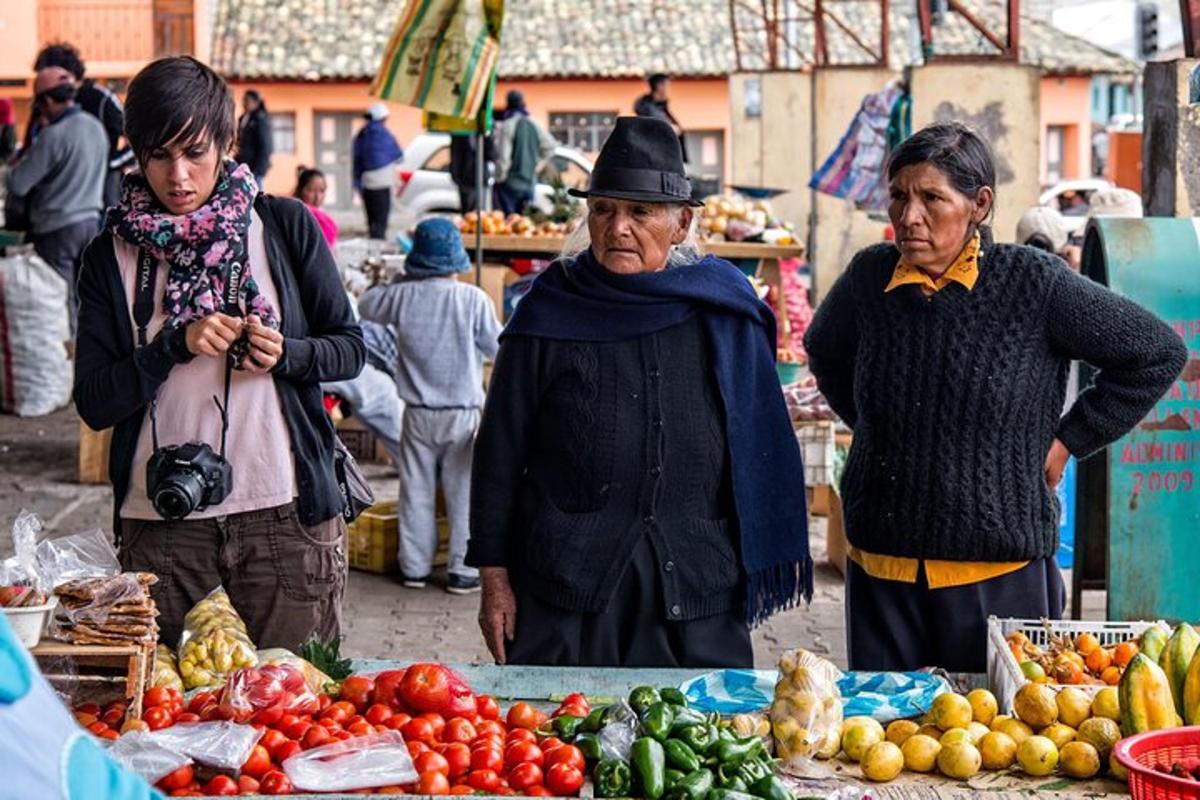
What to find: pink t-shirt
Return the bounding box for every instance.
[306,204,338,247]
[116,211,298,520]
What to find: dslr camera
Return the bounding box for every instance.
[146,442,233,520]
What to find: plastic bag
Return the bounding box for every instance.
[257,648,334,694]
[598,701,639,762]
[144,721,262,771]
[282,731,418,792]
[178,587,258,689]
[107,731,193,784]
[217,662,321,723]
[837,671,952,723]
[153,645,184,692]
[398,663,477,718]
[50,572,158,645]
[681,669,776,714]
[771,648,844,765]
[0,510,44,596]
[0,249,72,416]
[35,527,120,589]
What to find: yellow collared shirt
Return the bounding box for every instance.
[853,233,1030,590]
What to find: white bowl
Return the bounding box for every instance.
[3,599,56,648]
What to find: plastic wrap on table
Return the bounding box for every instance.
[35,527,121,589]
[771,648,845,767]
[178,586,257,689]
[217,662,321,723]
[598,700,639,762]
[143,721,262,771]
[256,648,333,694]
[400,662,477,718]
[1,509,43,593]
[153,644,184,692]
[681,669,777,714]
[837,671,952,723]
[282,730,418,792]
[107,731,192,784]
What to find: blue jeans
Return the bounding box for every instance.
[493,183,532,215]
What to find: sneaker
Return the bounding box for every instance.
[445,574,481,595]
[401,574,430,589]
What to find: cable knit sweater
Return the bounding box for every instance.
[804,242,1187,562]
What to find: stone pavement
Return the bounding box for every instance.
[2,406,1104,670]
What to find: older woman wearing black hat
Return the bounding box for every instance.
[467,117,811,667]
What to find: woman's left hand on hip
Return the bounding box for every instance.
[1044,438,1070,489]
[242,314,284,373]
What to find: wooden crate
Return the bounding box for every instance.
[347,500,450,574]
[78,422,111,485]
[32,640,153,719]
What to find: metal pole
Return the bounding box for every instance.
[474,129,484,287]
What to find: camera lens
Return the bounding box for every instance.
[153,471,206,520]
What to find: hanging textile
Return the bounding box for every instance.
[809,83,903,212]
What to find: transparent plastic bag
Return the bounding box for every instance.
[282,730,418,792]
[52,573,152,626]
[770,647,845,766]
[144,721,262,771]
[256,648,333,695]
[396,663,477,717]
[1,510,43,595]
[178,587,258,689]
[35,527,120,589]
[153,644,184,692]
[107,731,193,784]
[599,700,640,762]
[217,662,321,723]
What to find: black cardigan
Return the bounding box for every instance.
[73,195,365,534]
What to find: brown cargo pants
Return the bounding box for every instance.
[118,502,347,652]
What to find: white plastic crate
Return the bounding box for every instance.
[987,615,1169,715]
[796,421,835,488]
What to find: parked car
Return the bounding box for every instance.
[393,132,592,230]
[1038,178,1114,236]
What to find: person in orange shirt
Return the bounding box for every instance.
[804,123,1187,672]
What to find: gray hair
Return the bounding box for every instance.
[561,203,703,267]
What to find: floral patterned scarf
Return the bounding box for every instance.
[107,160,279,330]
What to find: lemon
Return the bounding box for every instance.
[1060,741,1101,779]
[885,719,920,746]
[1014,683,1059,729]
[1039,722,1078,751]
[967,689,999,726]
[937,741,982,780]
[1077,717,1120,762]
[1091,687,1120,721]
[979,731,1018,770]
[1056,687,1092,729]
[930,693,974,731]
[842,723,884,763]
[861,741,904,782]
[992,717,1034,745]
[1017,735,1060,776]
[902,734,942,773]
[940,728,975,747]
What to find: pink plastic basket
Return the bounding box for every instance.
[1115,727,1200,800]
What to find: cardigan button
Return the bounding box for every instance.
[649,368,660,379]
[650,465,661,476]
[663,561,674,573]
[669,604,681,617]
[643,514,655,525]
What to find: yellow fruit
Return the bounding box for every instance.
[885,719,920,746]
[1092,687,1121,721]
[978,731,1018,771]
[842,723,884,763]
[1077,717,1121,762]
[1039,722,1078,750]
[901,734,942,773]
[989,714,1012,731]
[1184,640,1200,724]
[917,723,943,740]
[843,716,885,739]
[1141,626,1170,663]
[1021,661,1048,682]
[1120,652,1178,736]
[937,741,982,780]
[966,689,998,726]
[1014,683,1059,729]
[1109,750,1129,780]
[967,722,991,744]
[1159,623,1199,716]
[1017,736,1060,776]
[940,728,975,747]
[1056,687,1093,729]
[816,728,842,759]
[993,717,1034,746]
[930,693,974,731]
[861,741,904,782]
[1060,741,1101,779]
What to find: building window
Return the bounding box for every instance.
[270,112,296,155]
[1046,125,1065,185]
[549,112,617,157]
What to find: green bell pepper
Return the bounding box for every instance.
[748,775,794,800]
[676,723,719,756]
[669,707,709,734]
[668,769,714,800]
[734,759,772,788]
[641,702,676,742]
[706,790,760,800]
[715,764,749,792]
[540,714,584,742]
[576,732,603,762]
[629,686,662,715]
[594,759,633,799]
[631,737,667,800]
[582,706,608,734]
[715,736,763,766]
[665,769,686,792]
[660,687,688,707]
[664,739,701,773]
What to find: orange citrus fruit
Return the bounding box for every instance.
[1086,647,1113,675]
[1101,666,1122,686]
[1075,633,1101,656]
[1113,642,1139,668]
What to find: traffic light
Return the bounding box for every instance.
[1137,2,1159,60]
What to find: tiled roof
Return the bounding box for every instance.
[209,0,1137,81]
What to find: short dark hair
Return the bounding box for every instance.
[34,42,85,80]
[887,122,996,202]
[245,89,262,103]
[1024,232,1055,253]
[293,166,325,198]
[648,73,669,91]
[124,56,235,166]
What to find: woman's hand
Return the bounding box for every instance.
[1045,438,1071,489]
[240,314,285,374]
[184,313,244,357]
[478,567,517,665]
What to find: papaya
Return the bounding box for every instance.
[1141,626,1170,663]
[1158,623,1200,716]
[1184,646,1200,725]
[1120,652,1179,736]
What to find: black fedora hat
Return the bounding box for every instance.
[569,116,702,206]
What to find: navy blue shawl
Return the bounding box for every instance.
[503,249,812,624]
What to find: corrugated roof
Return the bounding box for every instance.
[209,0,1137,81]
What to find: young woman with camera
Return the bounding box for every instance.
[73,56,365,650]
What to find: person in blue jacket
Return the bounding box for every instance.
[353,102,403,240]
[0,611,163,799]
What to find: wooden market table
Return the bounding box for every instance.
[33,638,154,718]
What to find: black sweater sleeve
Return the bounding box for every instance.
[72,232,193,431]
[467,336,542,568]
[267,198,365,384]
[1048,267,1188,458]
[803,259,862,428]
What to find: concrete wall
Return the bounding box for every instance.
[1040,75,1093,181]
[1142,59,1200,217]
[0,2,40,82]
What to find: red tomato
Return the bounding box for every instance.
[444,717,477,744]
[258,769,294,795]
[86,720,109,736]
[237,775,260,794]
[318,716,342,731]
[403,716,437,744]
[175,712,201,724]
[302,725,332,750]
[348,720,374,736]
[538,737,566,755]
[415,750,450,776]
[157,765,194,792]
[418,771,451,795]
[318,693,333,712]
[443,742,471,779]
[364,703,394,726]
[476,719,507,739]
[470,746,504,773]
[250,704,284,728]
[143,687,173,709]
[99,729,119,741]
[545,745,585,773]
[279,717,311,741]
[334,729,353,741]
[75,702,102,717]
[471,737,504,755]
[375,786,409,795]
[560,694,589,714]
[445,692,478,719]
[202,775,238,796]
[450,785,475,795]
[372,669,408,710]
[102,708,124,728]
[419,712,446,740]
[241,744,272,779]
[506,702,543,731]
[408,740,431,759]
[399,664,452,713]
[258,729,289,758]
[553,704,589,720]
[389,712,413,731]
[508,762,544,791]
[187,692,215,715]
[505,740,544,769]
[467,769,501,793]
[143,706,173,731]
[545,763,583,796]
[476,695,501,721]
[340,675,376,711]
[507,728,538,746]
[273,739,303,764]
[525,785,553,797]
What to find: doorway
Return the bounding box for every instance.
[314,111,363,211]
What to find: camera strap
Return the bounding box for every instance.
[212,258,249,460]
[133,248,156,348]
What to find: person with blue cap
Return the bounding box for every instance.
[0,612,163,799]
[359,218,501,594]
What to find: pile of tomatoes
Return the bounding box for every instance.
[76,664,593,797]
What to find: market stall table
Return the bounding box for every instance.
[33,638,153,719]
